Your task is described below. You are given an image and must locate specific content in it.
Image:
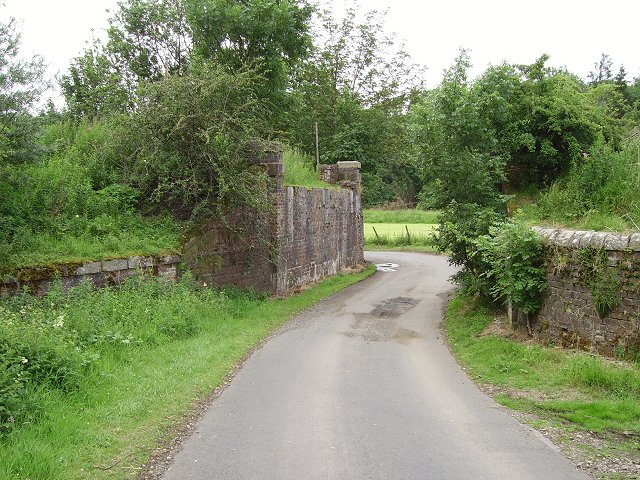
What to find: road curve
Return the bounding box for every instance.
[161,251,591,480]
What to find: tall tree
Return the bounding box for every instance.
[588,53,614,85]
[186,0,313,113]
[288,4,423,206]
[0,10,46,164]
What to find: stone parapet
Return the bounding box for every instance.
[519,227,640,357]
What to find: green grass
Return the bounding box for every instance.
[0,265,375,479]
[364,209,440,224]
[283,148,334,189]
[2,214,182,271]
[445,294,640,433]
[364,222,437,252]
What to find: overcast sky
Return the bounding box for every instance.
[4,0,640,105]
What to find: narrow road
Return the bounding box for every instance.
[161,251,590,480]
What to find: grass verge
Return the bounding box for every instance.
[0,265,375,480]
[444,294,640,478]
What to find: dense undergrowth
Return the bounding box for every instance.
[0,266,375,479]
[0,121,183,271]
[516,140,640,232]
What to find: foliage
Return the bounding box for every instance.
[103,63,272,222]
[476,222,547,314]
[282,148,332,189]
[107,0,192,81]
[60,40,134,119]
[518,139,640,231]
[187,0,312,113]
[0,12,46,164]
[410,50,506,209]
[433,202,504,295]
[287,4,423,207]
[0,119,181,270]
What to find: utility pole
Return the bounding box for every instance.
[315,122,320,171]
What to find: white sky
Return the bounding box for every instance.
[3,0,640,105]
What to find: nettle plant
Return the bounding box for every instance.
[475,222,547,315]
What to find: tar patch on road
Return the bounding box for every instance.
[343,297,421,344]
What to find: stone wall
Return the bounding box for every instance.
[1,152,364,297]
[0,255,180,296]
[181,152,364,293]
[522,228,640,356]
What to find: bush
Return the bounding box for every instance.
[476,222,547,314]
[104,63,273,223]
[434,202,504,295]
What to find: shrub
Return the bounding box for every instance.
[476,222,547,314]
[434,202,504,295]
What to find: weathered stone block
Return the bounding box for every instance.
[75,261,102,275]
[102,259,129,272]
[605,234,630,250]
[128,256,156,269]
[159,254,181,265]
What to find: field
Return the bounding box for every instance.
[363,209,438,251]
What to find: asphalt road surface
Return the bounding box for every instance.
[161,251,591,480]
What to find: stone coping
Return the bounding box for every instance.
[533,227,640,251]
[2,254,181,283]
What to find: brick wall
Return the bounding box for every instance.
[521,228,640,356]
[276,185,364,291]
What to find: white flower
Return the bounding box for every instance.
[20,357,28,364]
[52,315,65,328]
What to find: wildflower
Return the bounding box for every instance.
[53,315,65,328]
[203,282,208,287]
[20,357,28,364]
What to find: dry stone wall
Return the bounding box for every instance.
[525,227,640,357]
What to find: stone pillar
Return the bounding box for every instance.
[335,161,362,192]
[250,144,284,186]
[319,161,362,192]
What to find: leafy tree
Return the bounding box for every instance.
[60,41,133,119]
[186,0,313,113]
[288,4,423,206]
[0,12,46,163]
[410,50,505,209]
[107,0,192,81]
